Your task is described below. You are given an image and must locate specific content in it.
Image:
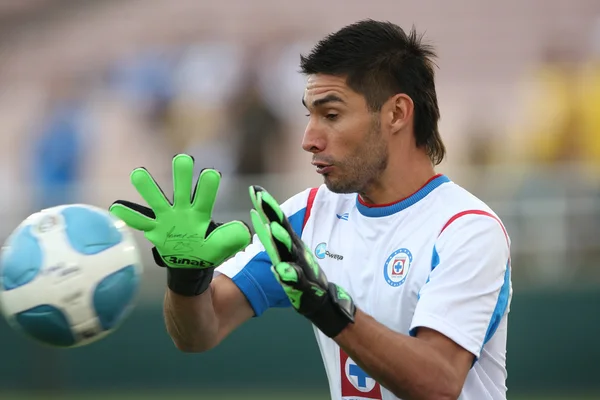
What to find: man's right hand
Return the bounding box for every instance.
[109,154,252,296]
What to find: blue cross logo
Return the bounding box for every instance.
[349,363,370,388]
[394,260,403,273]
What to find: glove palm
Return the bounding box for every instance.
[109,154,252,295]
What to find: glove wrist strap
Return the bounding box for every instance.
[305,283,356,338]
[151,246,214,296]
[167,267,214,297]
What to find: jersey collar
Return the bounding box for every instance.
[356,174,450,218]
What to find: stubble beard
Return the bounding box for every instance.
[324,119,388,194]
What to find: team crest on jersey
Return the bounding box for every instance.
[340,349,382,399]
[383,248,413,287]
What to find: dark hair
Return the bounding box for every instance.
[300,19,445,165]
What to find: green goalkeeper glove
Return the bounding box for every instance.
[248,185,356,338]
[109,154,252,296]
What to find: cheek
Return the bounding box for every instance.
[333,117,367,145]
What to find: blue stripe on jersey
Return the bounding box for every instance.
[483,261,511,345]
[232,208,306,316]
[468,260,511,367]
[431,245,440,271]
[416,246,440,301]
[356,175,450,218]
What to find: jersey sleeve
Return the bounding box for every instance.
[409,211,512,359]
[214,187,318,317]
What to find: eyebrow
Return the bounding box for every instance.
[302,94,346,109]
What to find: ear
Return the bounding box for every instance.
[387,93,414,134]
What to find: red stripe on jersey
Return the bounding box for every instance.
[302,187,319,230]
[440,210,510,246]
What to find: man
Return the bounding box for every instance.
[110,19,512,400]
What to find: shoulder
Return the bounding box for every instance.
[429,181,506,232]
[429,182,510,251]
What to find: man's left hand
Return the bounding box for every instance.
[248,185,356,338]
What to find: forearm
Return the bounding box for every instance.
[163,286,219,352]
[335,310,460,400]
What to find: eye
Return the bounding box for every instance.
[325,113,338,121]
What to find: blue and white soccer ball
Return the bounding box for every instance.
[0,204,143,348]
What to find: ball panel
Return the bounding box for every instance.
[15,304,76,347]
[0,225,43,291]
[61,206,123,255]
[93,265,139,330]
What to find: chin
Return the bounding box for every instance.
[323,177,358,194]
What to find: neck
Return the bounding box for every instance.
[359,150,437,205]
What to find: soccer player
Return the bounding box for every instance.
[110,19,512,400]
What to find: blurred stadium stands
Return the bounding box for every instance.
[0,0,599,399]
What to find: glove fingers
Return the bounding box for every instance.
[250,209,281,265]
[302,246,327,280]
[251,186,300,249]
[259,190,285,223]
[249,186,284,224]
[270,222,294,261]
[130,168,171,213]
[249,186,269,225]
[111,199,156,218]
[109,202,156,232]
[273,262,300,284]
[250,186,301,263]
[272,263,303,309]
[191,169,221,219]
[204,220,252,260]
[172,154,194,208]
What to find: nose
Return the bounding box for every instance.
[301,119,326,154]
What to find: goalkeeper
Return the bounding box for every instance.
[111,20,511,400]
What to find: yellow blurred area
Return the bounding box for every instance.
[502,52,600,178]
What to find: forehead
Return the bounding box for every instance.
[303,74,355,103]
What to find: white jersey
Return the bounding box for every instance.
[216,174,512,400]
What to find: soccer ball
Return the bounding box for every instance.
[0,204,143,348]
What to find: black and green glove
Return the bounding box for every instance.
[109,154,252,296]
[249,185,356,338]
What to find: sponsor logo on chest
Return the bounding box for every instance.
[314,242,344,261]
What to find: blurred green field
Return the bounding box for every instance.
[2,391,599,400]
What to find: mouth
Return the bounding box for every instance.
[312,161,334,175]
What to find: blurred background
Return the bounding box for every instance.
[0,0,599,399]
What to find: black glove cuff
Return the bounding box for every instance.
[166,267,215,297]
[305,283,357,338]
[152,247,214,296]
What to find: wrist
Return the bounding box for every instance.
[305,282,357,338]
[167,267,215,297]
[332,307,362,341]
